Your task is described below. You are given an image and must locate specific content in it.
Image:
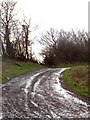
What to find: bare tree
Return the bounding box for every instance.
[20,18,32,60]
[20,16,39,60]
[39,28,60,48]
[39,29,88,66]
[39,28,60,65]
[0,0,17,57]
[11,22,23,58]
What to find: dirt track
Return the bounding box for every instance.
[1,68,90,119]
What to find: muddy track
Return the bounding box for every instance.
[1,68,90,119]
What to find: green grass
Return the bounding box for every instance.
[1,59,46,84]
[1,59,89,99]
[63,64,89,98]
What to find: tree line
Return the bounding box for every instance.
[0,0,89,65]
[39,28,88,66]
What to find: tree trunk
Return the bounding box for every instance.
[5,25,14,58]
[25,28,29,59]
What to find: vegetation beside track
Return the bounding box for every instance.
[63,64,89,98]
[1,59,46,84]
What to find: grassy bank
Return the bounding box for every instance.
[1,59,46,84]
[63,64,89,98]
[1,59,89,99]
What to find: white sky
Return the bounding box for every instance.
[17,0,88,32]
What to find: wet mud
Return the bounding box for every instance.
[1,68,90,119]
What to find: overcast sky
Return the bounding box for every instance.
[16,0,89,61]
[17,0,88,31]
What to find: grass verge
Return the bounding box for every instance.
[63,64,89,98]
[1,59,46,84]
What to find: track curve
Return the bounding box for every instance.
[1,68,89,119]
